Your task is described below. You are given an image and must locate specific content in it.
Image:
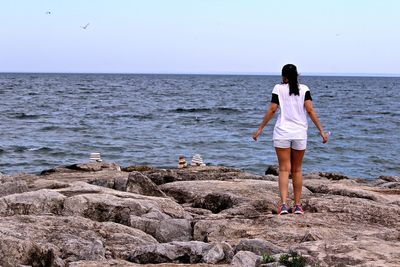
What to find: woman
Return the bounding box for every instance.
[253,64,328,215]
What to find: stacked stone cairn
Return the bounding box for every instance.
[89,152,102,162]
[191,154,206,166]
[178,155,187,168]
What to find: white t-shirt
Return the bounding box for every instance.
[272,83,310,140]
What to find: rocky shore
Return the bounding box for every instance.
[0,162,399,267]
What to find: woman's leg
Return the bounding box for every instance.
[275,147,291,204]
[290,148,305,205]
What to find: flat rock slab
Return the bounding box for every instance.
[0,215,157,265]
[160,179,312,214]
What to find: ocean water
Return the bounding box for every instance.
[0,73,399,179]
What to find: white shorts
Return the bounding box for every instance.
[274,139,307,150]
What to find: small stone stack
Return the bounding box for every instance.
[178,156,187,169]
[89,153,102,162]
[191,154,206,166]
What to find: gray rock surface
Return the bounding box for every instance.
[130,215,192,242]
[0,174,29,197]
[0,163,398,266]
[126,171,167,197]
[127,241,233,264]
[0,215,157,266]
[0,189,66,216]
[235,238,284,255]
[231,251,260,267]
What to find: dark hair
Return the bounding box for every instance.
[282,64,299,96]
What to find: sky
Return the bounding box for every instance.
[1,0,399,75]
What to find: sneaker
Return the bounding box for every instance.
[293,204,304,214]
[278,204,289,215]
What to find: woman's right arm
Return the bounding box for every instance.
[304,100,328,143]
[252,103,278,141]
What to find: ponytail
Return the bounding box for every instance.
[282,64,299,96]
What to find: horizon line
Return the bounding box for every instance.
[1,71,400,77]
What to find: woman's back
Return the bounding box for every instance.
[272,83,310,140]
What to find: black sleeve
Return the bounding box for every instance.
[271,93,279,105]
[305,91,312,101]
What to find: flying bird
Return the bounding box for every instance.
[81,23,90,30]
[45,11,51,15]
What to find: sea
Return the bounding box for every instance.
[0,73,399,179]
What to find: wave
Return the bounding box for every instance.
[377,111,397,116]
[110,113,155,120]
[132,114,154,120]
[48,150,68,157]
[40,126,60,131]
[11,146,52,153]
[11,113,40,120]
[12,146,29,152]
[28,147,52,152]
[320,95,335,98]
[172,107,241,114]
[65,126,89,131]
[174,108,211,113]
[210,83,237,88]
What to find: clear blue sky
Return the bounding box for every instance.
[1,0,399,75]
